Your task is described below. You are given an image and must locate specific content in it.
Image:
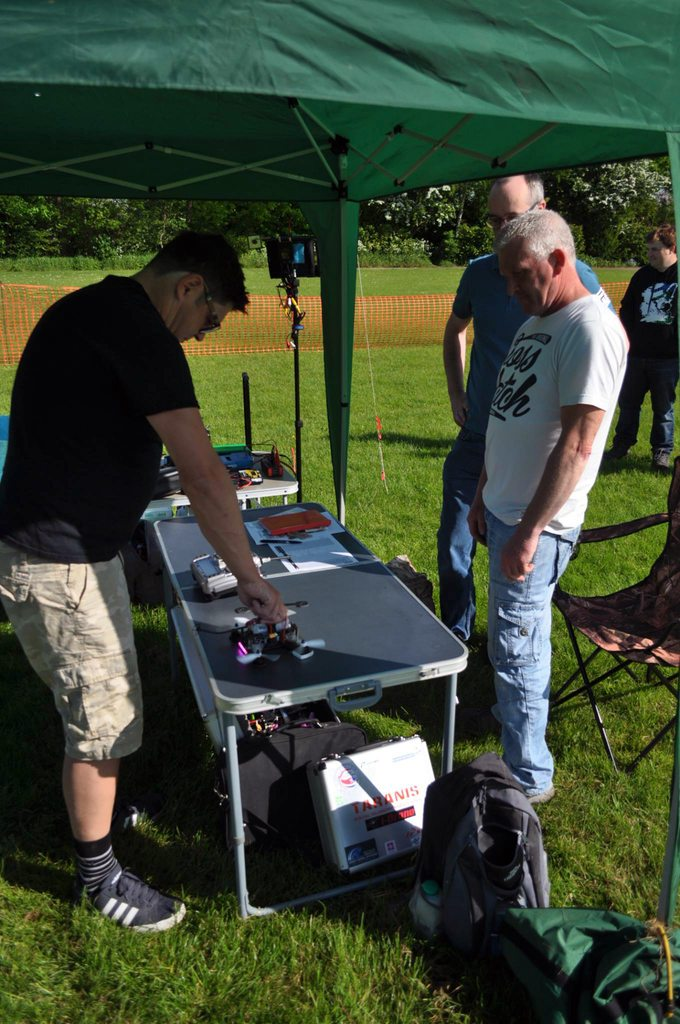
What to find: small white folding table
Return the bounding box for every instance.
[143,453,298,525]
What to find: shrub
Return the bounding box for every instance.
[357,228,431,267]
[239,245,269,269]
[439,223,493,264]
[0,253,155,274]
[570,223,586,260]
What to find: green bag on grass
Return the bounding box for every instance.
[501,907,680,1023]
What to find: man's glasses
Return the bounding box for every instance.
[487,201,540,231]
[202,286,221,332]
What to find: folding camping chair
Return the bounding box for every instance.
[551,456,680,772]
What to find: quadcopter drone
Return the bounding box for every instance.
[230,611,325,665]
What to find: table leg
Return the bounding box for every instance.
[441,672,457,775]
[223,719,252,919]
[162,569,179,684]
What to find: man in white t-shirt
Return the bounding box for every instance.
[468,210,627,804]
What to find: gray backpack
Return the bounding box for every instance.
[412,752,550,956]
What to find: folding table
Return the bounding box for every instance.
[142,452,299,525]
[154,503,467,917]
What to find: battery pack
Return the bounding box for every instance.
[214,445,254,470]
[307,735,434,874]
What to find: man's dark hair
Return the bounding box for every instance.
[647,223,676,252]
[147,231,249,311]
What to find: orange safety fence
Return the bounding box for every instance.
[0,280,630,366]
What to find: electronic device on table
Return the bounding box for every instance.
[214,445,254,470]
[235,469,263,486]
[231,613,325,664]
[260,445,284,478]
[191,554,238,598]
[191,552,262,599]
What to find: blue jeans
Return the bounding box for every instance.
[613,356,679,454]
[485,510,579,796]
[437,428,486,639]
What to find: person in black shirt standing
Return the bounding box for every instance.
[0,232,287,932]
[605,223,678,470]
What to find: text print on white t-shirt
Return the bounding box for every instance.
[489,331,551,421]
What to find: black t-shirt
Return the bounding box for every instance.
[0,275,198,562]
[619,262,678,360]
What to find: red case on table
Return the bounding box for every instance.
[260,510,331,535]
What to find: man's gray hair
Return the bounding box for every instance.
[491,173,544,206]
[494,209,576,263]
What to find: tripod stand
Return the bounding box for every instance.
[278,270,305,501]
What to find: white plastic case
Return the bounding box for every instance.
[307,735,434,874]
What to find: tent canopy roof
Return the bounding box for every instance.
[0,1,677,202]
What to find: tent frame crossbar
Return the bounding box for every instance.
[0,145,150,190]
[153,144,330,191]
[395,115,475,184]
[493,122,559,166]
[0,136,337,193]
[345,132,398,184]
[289,101,340,188]
[296,100,397,187]
[395,119,558,182]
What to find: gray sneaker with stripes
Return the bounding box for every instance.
[75,866,186,932]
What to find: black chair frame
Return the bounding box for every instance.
[552,457,680,773]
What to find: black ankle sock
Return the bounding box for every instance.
[74,833,120,894]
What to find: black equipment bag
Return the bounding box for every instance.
[215,701,367,849]
[121,522,165,606]
[414,752,550,956]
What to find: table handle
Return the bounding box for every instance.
[328,680,382,711]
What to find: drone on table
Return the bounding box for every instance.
[230,611,325,665]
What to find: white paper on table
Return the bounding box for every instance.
[246,511,362,572]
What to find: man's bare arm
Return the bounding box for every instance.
[443,312,472,427]
[467,464,488,544]
[500,404,605,581]
[147,407,288,623]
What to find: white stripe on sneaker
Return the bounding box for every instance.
[111,902,129,922]
[101,898,119,918]
[102,897,137,924]
[121,905,139,927]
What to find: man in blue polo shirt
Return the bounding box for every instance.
[437,174,609,642]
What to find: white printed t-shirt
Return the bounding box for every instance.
[483,294,627,533]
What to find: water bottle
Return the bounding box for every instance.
[408,878,444,940]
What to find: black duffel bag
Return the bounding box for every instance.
[216,702,366,850]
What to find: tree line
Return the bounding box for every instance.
[0,158,672,267]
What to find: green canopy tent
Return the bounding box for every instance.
[2,0,680,524]
[2,0,680,994]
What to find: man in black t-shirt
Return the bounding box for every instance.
[604,223,678,471]
[0,232,287,932]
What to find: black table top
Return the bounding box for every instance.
[155,506,467,713]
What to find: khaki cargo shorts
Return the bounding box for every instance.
[0,539,143,761]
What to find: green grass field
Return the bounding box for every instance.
[0,263,636,295]
[0,265,674,1024]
